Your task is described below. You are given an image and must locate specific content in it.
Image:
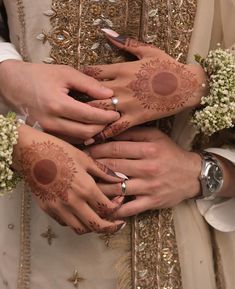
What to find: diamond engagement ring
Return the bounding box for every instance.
[111,97,119,111]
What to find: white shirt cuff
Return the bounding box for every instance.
[197,147,235,232]
[0,42,22,63]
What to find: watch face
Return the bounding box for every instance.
[207,164,223,192]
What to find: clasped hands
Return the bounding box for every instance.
[3,31,206,235]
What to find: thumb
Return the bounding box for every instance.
[101,28,160,59]
[65,67,114,99]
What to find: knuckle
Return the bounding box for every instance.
[39,118,53,131]
[142,162,158,176]
[104,159,117,171]
[45,100,61,114]
[111,142,121,157]
[50,202,60,211]
[143,144,158,158]
[147,180,160,192]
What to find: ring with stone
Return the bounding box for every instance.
[111,97,119,111]
[121,181,127,196]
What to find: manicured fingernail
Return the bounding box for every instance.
[84,138,95,146]
[107,168,120,178]
[101,28,119,37]
[114,172,128,180]
[101,28,127,45]
[116,222,126,232]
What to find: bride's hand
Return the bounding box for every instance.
[85,29,207,143]
[87,127,202,217]
[13,125,124,234]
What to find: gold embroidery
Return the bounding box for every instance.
[133,2,197,289]
[67,269,85,288]
[44,0,144,67]
[17,185,31,289]
[133,210,182,289]
[41,226,57,246]
[43,1,80,67]
[16,0,29,61]
[79,0,128,66]
[141,0,197,63]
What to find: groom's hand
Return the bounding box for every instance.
[0,60,120,143]
[88,127,202,217]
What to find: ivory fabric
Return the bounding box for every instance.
[0,0,234,289]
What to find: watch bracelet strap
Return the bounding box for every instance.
[193,151,223,200]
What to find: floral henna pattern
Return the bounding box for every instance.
[82,66,103,79]
[125,38,150,48]
[112,35,150,49]
[94,121,130,143]
[88,221,122,234]
[20,141,77,202]
[96,202,117,219]
[128,58,198,112]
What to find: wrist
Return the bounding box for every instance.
[185,151,202,199]
[185,65,209,109]
[0,59,22,97]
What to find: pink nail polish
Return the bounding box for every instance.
[101,28,119,38]
[84,139,95,146]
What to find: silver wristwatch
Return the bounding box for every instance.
[199,151,224,200]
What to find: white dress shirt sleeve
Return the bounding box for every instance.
[0,36,22,62]
[197,147,235,232]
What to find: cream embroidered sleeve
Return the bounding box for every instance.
[0,11,22,62]
[197,147,235,232]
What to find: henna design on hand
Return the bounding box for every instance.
[94,160,118,178]
[111,35,150,48]
[94,121,130,143]
[96,202,117,219]
[74,228,89,235]
[20,141,77,202]
[127,58,198,112]
[82,66,103,79]
[88,221,123,234]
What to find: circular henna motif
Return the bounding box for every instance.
[152,72,178,96]
[33,159,57,185]
[20,141,77,202]
[128,58,198,112]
